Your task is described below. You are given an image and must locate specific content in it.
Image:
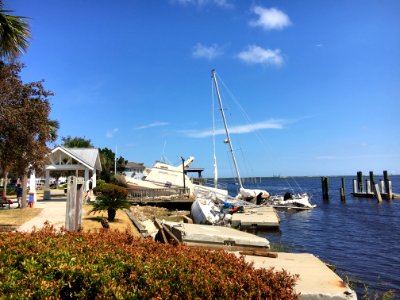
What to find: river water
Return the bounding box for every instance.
[222,175,400,297]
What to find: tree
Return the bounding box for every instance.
[90,183,130,221]
[62,136,93,148]
[0,63,57,205]
[0,1,30,62]
[99,147,128,182]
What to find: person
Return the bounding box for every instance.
[84,178,93,203]
[15,184,23,208]
[28,192,34,208]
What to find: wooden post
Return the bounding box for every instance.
[340,187,345,201]
[380,179,385,194]
[366,180,371,194]
[353,179,358,193]
[357,171,363,193]
[383,171,392,200]
[374,183,382,203]
[340,177,346,201]
[321,177,329,200]
[369,171,375,194]
[369,171,375,186]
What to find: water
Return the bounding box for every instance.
[222,175,400,297]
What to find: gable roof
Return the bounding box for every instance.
[49,146,102,171]
[126,162,145,169]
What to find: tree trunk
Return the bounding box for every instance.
[107,208,116,222]
[21,173,28,208]
[2,171,8,198]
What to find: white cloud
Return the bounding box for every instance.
[192,43,223,60]
[136,121,169,130]
[172,0,232,8]
[186,119,284,138]
[106,128,119,138]
[249,6,291,30]
[238,45,283,66]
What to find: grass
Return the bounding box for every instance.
[0,208,43,226]
[81,204,140,237]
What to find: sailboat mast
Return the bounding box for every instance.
[211,69,243,188]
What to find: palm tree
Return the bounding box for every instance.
[0,1,30,62]
[89,183,130,222]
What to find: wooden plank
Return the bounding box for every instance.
[154,219,168,243]
[239,250,278,258]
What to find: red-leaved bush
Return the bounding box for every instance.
[0,224,298,299]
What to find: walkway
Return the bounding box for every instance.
[18,198,67,232]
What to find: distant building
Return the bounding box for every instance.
[125,162,145,177]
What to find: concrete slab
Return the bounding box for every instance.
[231,206,280,229]
[162,221,270,250]
[234,252,356,300]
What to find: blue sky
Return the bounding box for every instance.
[8,0,400,177]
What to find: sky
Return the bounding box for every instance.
[7,0,400,177]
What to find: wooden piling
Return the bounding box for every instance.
[357,171,363,193]
[388,181,393,200]
[321,177,329,200]
[369,171,375,186]
[383,171,392,200]
[353,179,358,193]
[374,183,383,203]
[340,188,345,201]
[366,180,371,194]
[380,179,385,194]
[340,177,346,201]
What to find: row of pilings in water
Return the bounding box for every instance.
[321,170,395,202]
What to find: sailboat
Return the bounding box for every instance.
[211,69,270,203]
[191,70,271,225]
[190,70,314,224]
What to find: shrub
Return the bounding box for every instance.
[0,226,299,299]
[110,174,128,188]
[91,183,130,221]
[0,187,16,196]
[95,179,106,187]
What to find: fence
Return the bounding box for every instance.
[126,187,190,202]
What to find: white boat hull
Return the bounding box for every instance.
[191,197,221,225]
[267,193,316,210]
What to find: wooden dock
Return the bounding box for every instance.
[230,206,280,230]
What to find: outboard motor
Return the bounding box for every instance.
[284,192,293,201]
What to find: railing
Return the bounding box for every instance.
[126,188,190,202]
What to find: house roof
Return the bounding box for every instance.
[126,162,145,169]
[49,146,102,171]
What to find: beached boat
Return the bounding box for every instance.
[191,70,314,223]
[125,156,228,197]
[210,69,270,203]
[191,186,260,225]
[266,192,316,210]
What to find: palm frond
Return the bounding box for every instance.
[0,8,31,61]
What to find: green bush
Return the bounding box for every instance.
[0,226,299,299]
[93,183,127,199]
[110,174,128,188]
[95,179,106,187]
[91,183,129,221]
[0,187,16,196]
